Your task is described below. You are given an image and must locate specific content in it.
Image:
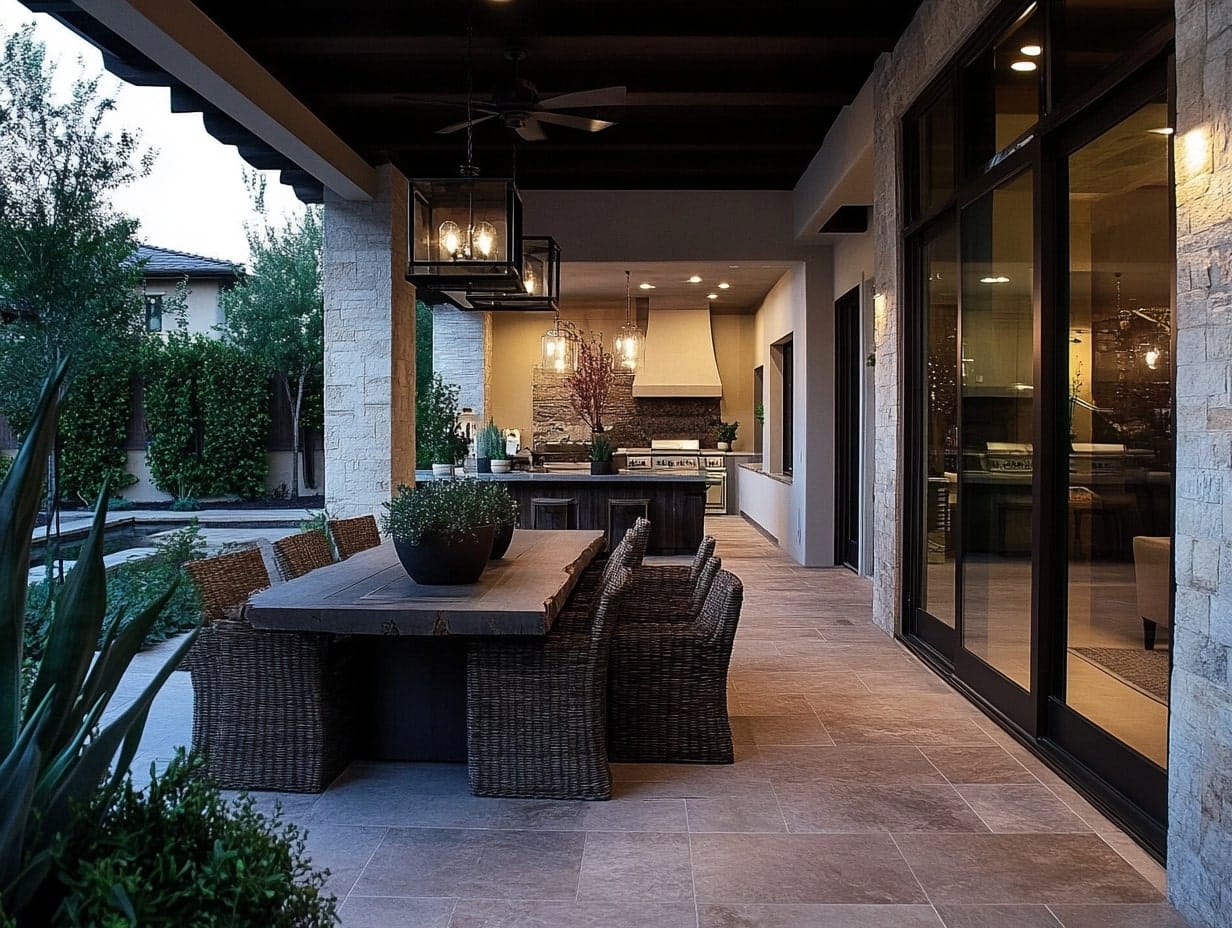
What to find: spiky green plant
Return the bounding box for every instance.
[0,361,198,920]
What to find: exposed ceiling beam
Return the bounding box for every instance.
[73,0,379,200]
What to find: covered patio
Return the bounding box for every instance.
[116,517,1178,927]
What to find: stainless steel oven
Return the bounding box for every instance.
[702,454,726,513]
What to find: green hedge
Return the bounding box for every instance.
[143,334,270,499]
[58,346,138,503]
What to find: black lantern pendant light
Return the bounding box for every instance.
[407,10,523,293]
[467,235,561,311]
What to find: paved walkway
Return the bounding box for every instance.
[111,516,1189,928]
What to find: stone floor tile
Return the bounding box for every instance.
[353,828,585,899]
[692,833,927,904]
[1099,831,1167,893]
[575,799,688,832]
[821,718,995,747]
[893,833,1163,905]
[299,824,388,901]
[749,713,835,746]
[1047,904,1195,927]
[957,785,1094,833]
[613,775,776,801]
[449,900,698,928]
[699,904,944,927]
[934,904,1063,927]
[777,781,989,834]
[686,795,787,833]
[918,746,1040,784]
[576,832,694,903]
[337,896,456,928]
[750,745,949,785]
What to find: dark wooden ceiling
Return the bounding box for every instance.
[30,1,925,199]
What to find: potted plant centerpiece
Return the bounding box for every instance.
[716,420,739,451]
[476,420,509,474]
[480,481,520,558]
[590,433,614,475]
[489,434,512,474]
[380,479,496,583]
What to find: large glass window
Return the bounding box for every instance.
[921,225,959,627]
[1058,0,1172,100]
[911,89,955,221]
[1064,99,1172,768]
[963,5,1043,172]
[960,170,1035,691]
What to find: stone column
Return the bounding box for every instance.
[1168,4,1232,925]
[323,164,416,518]
[431,304,493,429]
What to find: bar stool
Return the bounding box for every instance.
[607,498,650,551]
[531,497,575,529]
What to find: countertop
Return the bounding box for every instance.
[415,469,707,483]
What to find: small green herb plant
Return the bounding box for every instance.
[590,434,613,462]
[476,421,506,461]
[380,478,493,545]
[716,421,739,444]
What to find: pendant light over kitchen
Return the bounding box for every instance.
[540,310,576,373]
[613,269,644,371]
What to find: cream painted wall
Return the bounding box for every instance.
[834,234,874,301]
[490,308,757,451]
[144,278,226,335]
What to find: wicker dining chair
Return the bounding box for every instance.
[466,564,633,800]
[571,516,651,608]
[607,568,744,764]
[272,529,335,580]
[183,548,354,792]
[328,514,381,560]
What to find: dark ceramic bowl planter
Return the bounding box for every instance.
[590,460,614,475]
[490,521,515,559]
[476,457,492,474]
[393,524,496,584]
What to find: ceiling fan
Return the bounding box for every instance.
[403,49,627,142]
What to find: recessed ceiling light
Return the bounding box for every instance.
[687,275,703,284]
[639,282,655,290]
[717,282,730,290]
[1149,127,1174,136]
[1010,60,1037,72]
[707,292,719,300]
[1020,44,1042,56]
[980,276,1011,284]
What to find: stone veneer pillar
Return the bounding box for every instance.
[1168,4,1232,925]
[431,304,492,427]
[870,0,997,633]
[322,164,416,518]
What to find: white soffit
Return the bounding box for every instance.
[76,0,378,200]
[632,309,723,398]
[793,74,875,240]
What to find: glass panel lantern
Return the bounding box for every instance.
[408,176,524,291]
[539,317,576,373]
[467,236,560,311]
[613,322,644,371]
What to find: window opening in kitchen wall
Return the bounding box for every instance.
[900,0,1174,852]
[773,337,793,477]
[753,366,764,454]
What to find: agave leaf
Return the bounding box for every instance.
[0,699,48,896]
[105,703,150,796]
[0,360,71,753]
[26,482,111,759]
[37,628,198,845]
[78,579,180,718]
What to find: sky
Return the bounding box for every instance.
[0,0,307,268]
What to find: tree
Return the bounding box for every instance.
[563,322,615,433]
[0,24,151,427]
[219,173,323,497]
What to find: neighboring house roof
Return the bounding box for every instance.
[131,244,242,279]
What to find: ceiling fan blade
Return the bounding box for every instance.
[538,86,627,110]
[516,118,548,142]
[532,111,615,133]
[436,113,499,135]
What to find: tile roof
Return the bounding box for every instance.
[131,244,241,278]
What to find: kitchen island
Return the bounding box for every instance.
[415,469,706,554]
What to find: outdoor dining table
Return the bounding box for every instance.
[244,529,606,762]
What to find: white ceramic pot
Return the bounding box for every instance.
[431,463,453,477]
[717,442,731,451]
[490,459,511,474]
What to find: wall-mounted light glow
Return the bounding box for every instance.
[1183,126,1210,176]
[1011,60,1037,72]
[717,282,730,290]
[1020,44,1042,56]
[1149,127,1174,136]
[687,275,702,284]
[980,276,1011,284]
[639,282,655,290]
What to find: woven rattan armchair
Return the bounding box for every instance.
[272,529,335,580]
[624,555,721,624]
[183,548,354,792]
[466,565,633,800]
[328,514,381,560]
[571,516,650,606]
[607,568,744,764]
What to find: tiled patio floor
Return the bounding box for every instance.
[117,516,1190,928]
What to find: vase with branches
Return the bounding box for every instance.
[563,323,616,436]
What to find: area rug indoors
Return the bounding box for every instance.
[1070,647,1170,705]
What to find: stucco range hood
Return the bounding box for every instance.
[632,308,724,398]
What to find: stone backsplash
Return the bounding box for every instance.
[532,369,721,447]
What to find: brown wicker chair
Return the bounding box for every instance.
[183,548,354,792]
[607,568,744,764]
[466,565,633,800]
[624,555,721,624]
[328,515,381,560]
[272,530,335,580]
[571,516,651,607]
